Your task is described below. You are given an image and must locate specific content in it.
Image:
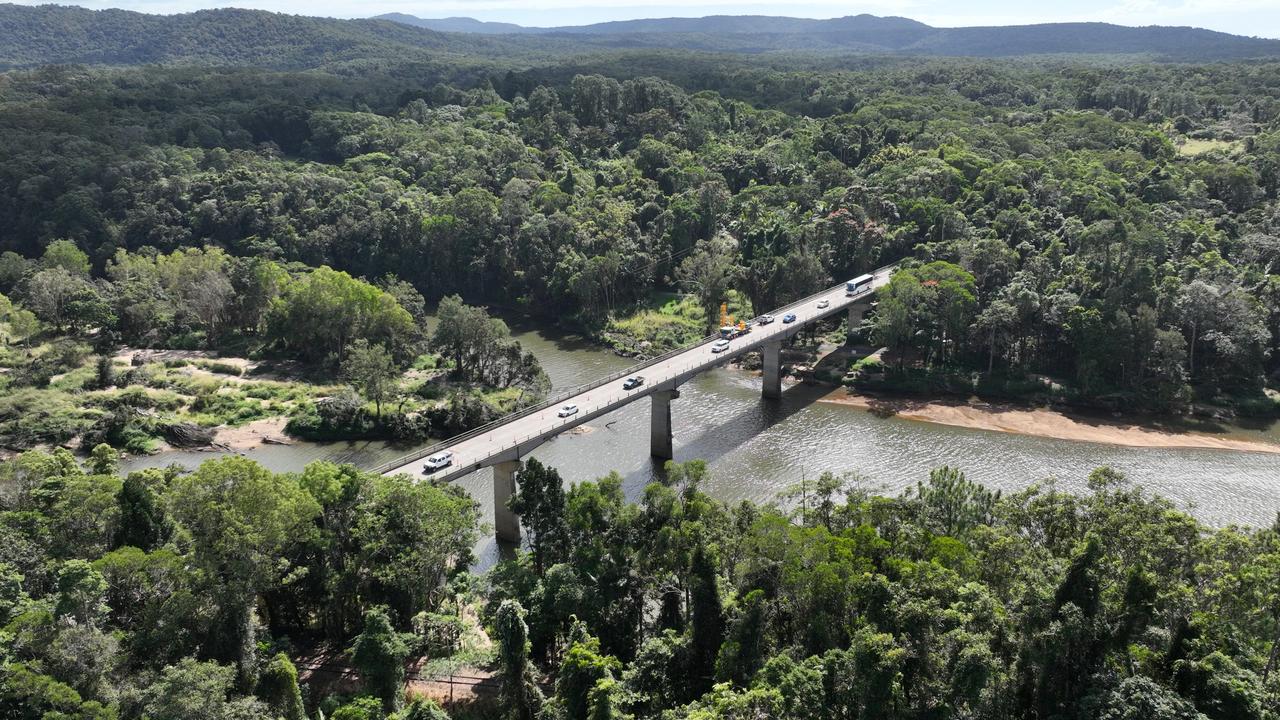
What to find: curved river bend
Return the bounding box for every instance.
[123,321,1280,566]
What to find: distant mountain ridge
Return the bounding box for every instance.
[0,4,1276,70]
[378,12,1280,59]
[374,13,534,35]
[0,3,566,69]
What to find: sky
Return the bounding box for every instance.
[14,0,1280,38]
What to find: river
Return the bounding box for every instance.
[122,318,1280,567]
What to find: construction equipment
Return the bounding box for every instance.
[718,302,750,339]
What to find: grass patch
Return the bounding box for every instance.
[480,386,530,414]
[607,289,758,354]
[605,290,752,355]
[849,356,886,375]
[0,388,104,447]
[1176,138,1238,156]
[412,353,442,371]
[195,359,244,376]
[49,366,96,392]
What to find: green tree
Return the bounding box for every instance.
[350,607,410,714]
[430,294,544,389]
[352,475,479,624]
[587,677,626,720]
[677,232,740,334]
[401,697,450,720]
[688,543,725,694]
[715,589,768,686]
[87,443,117,475]
[7,306,39,346]
[342,339,400,419]
[114,472,169,551]
[156,247,234,345]
[915,466,999,537]
[495,599,544,720]
[331,696,384,720]
[23,268,108,332]
[142,658,268,720]
[268,266,417,365]
[40,240,90,276]
[257,653,306,720]
[556,630,621,720]
[1091,676,1206,720]
[509,457,569,576]
[166,457,319,687]
[53,560,107,626]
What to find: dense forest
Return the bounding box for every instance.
[2,450,1278,719]
[0,10,1278,719]
[0,56,1277,417]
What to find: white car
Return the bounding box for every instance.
[816,299,830,309]
[711,339,731,353]
[756,314,774,325]
[423,451,454,472]
[557,403,579,418]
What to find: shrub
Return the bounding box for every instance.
[197,360,243,377]
[286,390,376,440]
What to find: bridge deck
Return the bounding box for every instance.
[380,265,895,482]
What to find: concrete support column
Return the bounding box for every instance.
[848,304,869,340]
[762,340,783,399]
[493,460,521,543]
[650,389,680,460]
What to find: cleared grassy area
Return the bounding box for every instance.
[1176,138,1239,156]
[604,290,754,355]
[0,336,341,452]
[0,329,549,453]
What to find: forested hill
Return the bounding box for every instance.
[1,4,1278,69]
[375,13,535,35]
[380,12,1280,60]
[0,3,550,69]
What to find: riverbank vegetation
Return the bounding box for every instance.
[2,450,1277,719]
[0,241,547,452]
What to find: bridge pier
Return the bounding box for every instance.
[493,460,521,543]
[848,303,870,341]
[650,389,680,460]
[762,340,783,399]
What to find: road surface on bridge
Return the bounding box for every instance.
[380,264,896,482]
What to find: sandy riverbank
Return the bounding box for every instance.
[213,417,292,450]
[820,388,1280,455]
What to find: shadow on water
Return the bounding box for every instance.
[500,312,603,355]
[620,379,836,490]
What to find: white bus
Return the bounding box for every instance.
[846,273,874,295]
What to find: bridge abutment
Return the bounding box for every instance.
[650,389,680,460]
[762,340,783,399]
[493,460,521,543]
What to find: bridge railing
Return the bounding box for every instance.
[371,261,897,476]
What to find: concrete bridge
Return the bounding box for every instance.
[374,263,897,541]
